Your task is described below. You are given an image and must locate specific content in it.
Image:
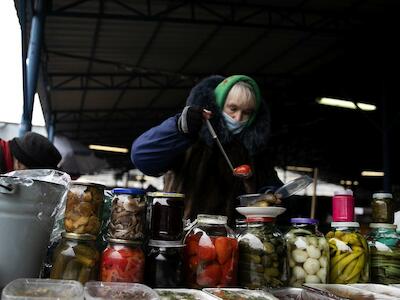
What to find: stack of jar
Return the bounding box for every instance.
[285,218,329,287]
[184,214,239,288]
[100,188,147,283]
[237,216,286,289]
[366,192,400,284]
[326,190,369,284]
[50,181,105,284]
[145,192,186,288]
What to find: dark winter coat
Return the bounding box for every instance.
[131,75,282,225]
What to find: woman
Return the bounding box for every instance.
[131,75,282,224]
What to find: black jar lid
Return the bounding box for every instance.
[148,239,184,248]
[62,232,96,241]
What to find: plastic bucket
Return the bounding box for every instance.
[0,175,67,288]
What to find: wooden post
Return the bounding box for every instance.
[310,168,318,218]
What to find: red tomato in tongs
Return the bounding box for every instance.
[233,164,252,178]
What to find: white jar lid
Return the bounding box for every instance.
[372,192,393,199]
[331,222,360,228]
[370,223,397,229]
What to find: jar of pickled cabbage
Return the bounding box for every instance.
[238,217,286,289]
[326,222,369,284]
[100,238,145,283]
[50,232,99,283]
[367,223,400,284]
[285,218,329,287]
[64,181,105,235]
[145,240,185,288]
[108,188,146,240]
[184,214,238,288]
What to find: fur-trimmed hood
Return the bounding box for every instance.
[186,75,271,156]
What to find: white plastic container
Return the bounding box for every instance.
[1,278,83,300]
[84,281,159,300]
[155,288,217,299]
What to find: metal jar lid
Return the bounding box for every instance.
[331,222,360,228]
[70,180,106,189]
[112,188,146,195]
[148,239,185,248]
[62,232,96,241]
[372,192,393,199]
[107,238,143,246]
[370,223,397,229]
[147,192,185,198]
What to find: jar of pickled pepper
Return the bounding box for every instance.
[50,232,99,284]
[64,181,105,235]
[285,218,329,287]
[238,217,286,288]
[326,222,369,284]
[100,238,145,283]
[184,214,238,288]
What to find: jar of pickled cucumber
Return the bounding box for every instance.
[50,232,99,283]
[326,222,369,284]
[184,214,238,288]
[371,192,394,223]
[285,218,329,287]
[367,223,400,284]
[238,217,286,289]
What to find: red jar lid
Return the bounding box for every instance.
[246,217,274,223]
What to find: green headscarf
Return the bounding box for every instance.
[214,75,261,125]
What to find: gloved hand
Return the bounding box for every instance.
[177,106,204,137]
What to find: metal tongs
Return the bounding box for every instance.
[205,118,252,178]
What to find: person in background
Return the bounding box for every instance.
[131,75,282,224]
[0,131,62,173]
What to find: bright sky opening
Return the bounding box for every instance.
[0,1,45,126]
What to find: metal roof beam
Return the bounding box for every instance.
[47,1,362,34]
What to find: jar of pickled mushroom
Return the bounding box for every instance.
[108,188,146,241]
[64,181,105,235]
[366,223,400,284]
[285,218,329,287]
[100,238,145,283]
[238,217,286,289]
[184,214,238,288]
[147,192,185,241]
[326,222,369,284]
[145,240,185,288]
[50,232,99,284]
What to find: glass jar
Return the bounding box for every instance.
[371,192,394,223]
[100,238,145,283]
[238,217,286,289]
[50,232,99,283]
[367,223,400,284]
[108,188,146,240]
[184,214,238,288]
[147,192,185,241]
[145,240,185,288]
[326,222,369,284]
[285,218,329,287]
[64,181,105,235]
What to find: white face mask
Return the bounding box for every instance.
[222,112,247,134]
